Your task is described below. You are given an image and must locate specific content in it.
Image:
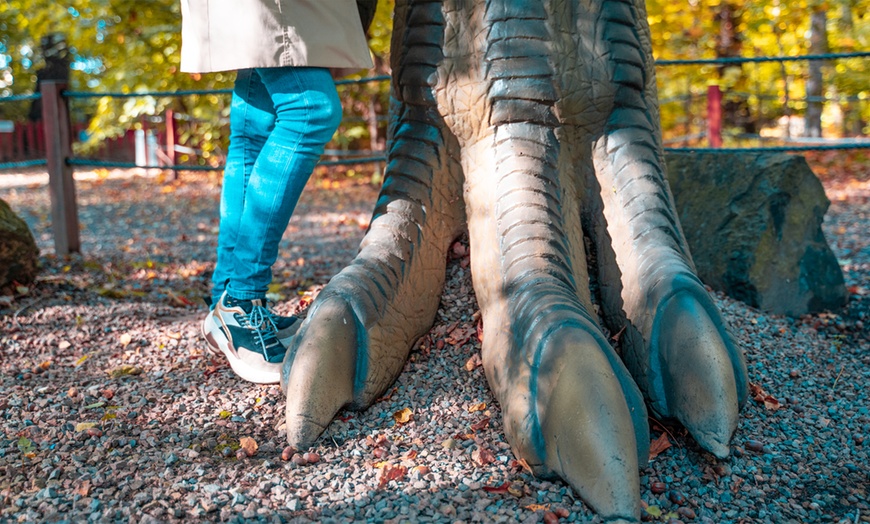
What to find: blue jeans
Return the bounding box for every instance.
[211,67,341,305]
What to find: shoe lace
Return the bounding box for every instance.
[240,303,283,360]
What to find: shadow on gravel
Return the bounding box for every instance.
[0,169,868,523]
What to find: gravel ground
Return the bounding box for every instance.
[0,166,868,524]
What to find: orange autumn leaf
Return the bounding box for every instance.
[410,465,429,476]
[513,457,534,475]
[468,402,486,413]
[464,353,482,372]
[239,437,258,456]
[299,294,313,308]
[378,465,407,488]
[393,407,413,425]
[648,433,672,460]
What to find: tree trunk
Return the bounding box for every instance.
[804,8,828,138]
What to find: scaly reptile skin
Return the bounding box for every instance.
[281,1,748,521]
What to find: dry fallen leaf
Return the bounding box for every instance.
[410,465,429,477]
[482,481,510,494]
[749,382,781,410]
[377,387,398,402]
[468,402,486,413]
[75,480,91,497]
[471,417,491,432]
[75,422,97,432]
[464,353,482,372]
[472,448,496,467]
[648,433,672,460]
[108,365,144,378]
[393,407,413,425]
[378,465,407,488]
[239,437,258,457]
[514,457,534,475]
[299,294,314,308]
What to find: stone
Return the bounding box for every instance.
[0,198,39,293]
[665,152,847,316]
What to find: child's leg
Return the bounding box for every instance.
[226,67,342,301]
[211,69,276,306]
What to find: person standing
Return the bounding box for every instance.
[180,0,375,384]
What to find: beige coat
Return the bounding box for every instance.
[180,0,373,73]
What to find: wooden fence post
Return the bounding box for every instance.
[165,109,177,180]
[41,80,81,255]
[707,84,723,148]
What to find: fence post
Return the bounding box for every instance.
[707,84,723,148]
[165,110,176,164]
[41,80,81,255]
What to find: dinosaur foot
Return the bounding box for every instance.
[498,322,649,522]
[649,290,748,459]
[281,296,360,448]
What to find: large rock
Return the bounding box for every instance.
[664,152,847,316]
[0,198,39,293]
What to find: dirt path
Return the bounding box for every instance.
[0,168,867,523]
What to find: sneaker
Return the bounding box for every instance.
[201,292,298,384]
[205,294,301,345]
[270,310,302,346]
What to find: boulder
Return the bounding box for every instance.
[664,152,847,316]
[0,198,39,293]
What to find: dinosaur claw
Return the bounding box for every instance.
[282,297,358,448]
[653,292,745,458]
[531,327,647,522]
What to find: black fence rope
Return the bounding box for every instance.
[0,159,48,170]
[2,54,867,101]
[665,144,870,153]
[0,93,41,103]
[65,155,388,171]
[61,141,868,173]
[655,51,870,66]
[62,75,392,100]
[1,52,868,173]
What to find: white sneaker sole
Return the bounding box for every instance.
[201,311,281,385]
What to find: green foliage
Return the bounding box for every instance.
[0,0,233,162]
[648,0,870,139]
[1,0,867,160]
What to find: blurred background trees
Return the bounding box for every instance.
[0,0,867,165]
[647,0,870,142]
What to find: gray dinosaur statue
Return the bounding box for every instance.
[281,0,749,521]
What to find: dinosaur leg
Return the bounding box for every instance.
[464,126,647,522]
[447,4,648,519]
[281,97,465,447]
[586,0,748,458]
